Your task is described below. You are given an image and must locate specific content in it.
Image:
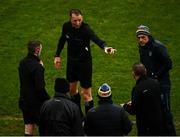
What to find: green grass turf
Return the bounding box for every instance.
[0,0,180,135]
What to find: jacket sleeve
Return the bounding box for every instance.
[121,110,133,135]
[55,24,66,57]
[85,24,107,49]
[71,105,84,135]
[123,87,138,115]
[84,110,94,135]
[34,65,50,101]
[155,45,172,78]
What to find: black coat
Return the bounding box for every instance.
[124,76,165,136]
[139,37,172,85]
[39,92,83,136]
[84,98,132,136]
[18,54,50,112]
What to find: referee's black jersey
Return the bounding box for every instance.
[55,21,107,61]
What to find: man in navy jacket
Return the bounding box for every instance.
[136,25,176,135]
[84,83,132,136]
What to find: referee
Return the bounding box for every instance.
[54,9,116,115]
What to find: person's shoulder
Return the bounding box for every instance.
[81,22,90,29]
[64,98,79,108]
[152,41,168,57]
[63,21,71,28]
[86,106,97,114]
[153,39,166,50]
[19,56,26,65]
[82,22,89,26]
[140,78,160,90]
[113,104,125,111]
[85,107,97,117]
[21,55,31,62]
[20,55,42,70]
[43,98,53,105]
[110,104,130,115]
[41,98,53,108]
[154,39,164,46]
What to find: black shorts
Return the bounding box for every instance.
[67,60,92,88]
[22,109,40,125]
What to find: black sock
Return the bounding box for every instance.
[71,93,83,117]
[85,100,94,114]
[24,134,32,136]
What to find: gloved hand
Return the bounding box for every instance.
[104,47,117,54]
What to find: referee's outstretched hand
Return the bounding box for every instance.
[104,47,117,54]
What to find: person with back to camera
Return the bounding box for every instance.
[18,40,50,136]
[123,63,167,136]
[84,83,132,136]
[54,9,116,116]
[39,78,83,136]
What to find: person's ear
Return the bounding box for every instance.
[132,71,136,79]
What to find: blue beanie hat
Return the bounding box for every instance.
[98,83,111,98]
[136,25,150,36]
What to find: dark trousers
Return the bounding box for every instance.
[160,84,176,135]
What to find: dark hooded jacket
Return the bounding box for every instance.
[39,92,83,136]
[84,97,132,136]
[138,37,172,85]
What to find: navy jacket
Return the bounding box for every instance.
[84,98,132,136]
[139,37,172,85]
